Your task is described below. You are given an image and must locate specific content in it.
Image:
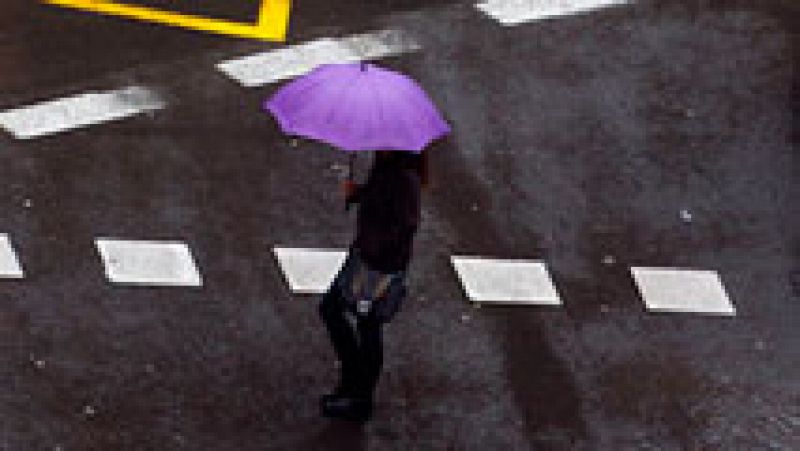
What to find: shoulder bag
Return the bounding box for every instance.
[336,247,408,323]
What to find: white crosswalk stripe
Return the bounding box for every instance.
[0,86,165,139]
[0,234,24,279]
[272,247,347,294]
[450,256,562,306]
[631,267,736,316]
[4,240,741,316]
[95,238,203,287]
[216,28,422,87]
[476,0,632,25]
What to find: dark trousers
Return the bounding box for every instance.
[319,282,383,400]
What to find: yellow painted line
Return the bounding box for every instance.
[42,0,290,41]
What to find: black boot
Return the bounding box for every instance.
[321,394,373,423]
[321,371,375,423]
[321,362,358,404]
[320,386,350,406]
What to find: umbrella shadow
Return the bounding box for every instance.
[425,135,588,446]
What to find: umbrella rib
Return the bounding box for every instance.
[273,68,337,129]
[318,75,357,147]
[368,71,387,149]
[399,81,439,123]
[384,77,421,149]
[397,80,449,148]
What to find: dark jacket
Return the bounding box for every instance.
[347,164,421,273]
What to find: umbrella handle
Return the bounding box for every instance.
[345,152,355,212]
[348,153,355,181]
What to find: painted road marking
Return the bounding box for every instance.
[476,0,631,25]
[272,247,347,294]
[217,28,421,87]
[42,0,290,41]
[631,267,735,316]
[0,86,164,140]
[450,256,562,306]
[95,238,203,287]
[0,234,24,279]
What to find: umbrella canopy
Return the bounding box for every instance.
[264,62,451,152]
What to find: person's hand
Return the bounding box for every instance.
[343,180,359,212]
[342,180,358,198]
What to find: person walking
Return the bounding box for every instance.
[319,149,427,422]
[263,61,447,421]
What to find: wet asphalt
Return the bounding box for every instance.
[0,0,797,449]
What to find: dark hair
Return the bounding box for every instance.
[373,151,429,189]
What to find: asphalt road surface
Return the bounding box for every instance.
[0,0,797,449]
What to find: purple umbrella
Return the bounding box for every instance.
[264,62,451,177]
